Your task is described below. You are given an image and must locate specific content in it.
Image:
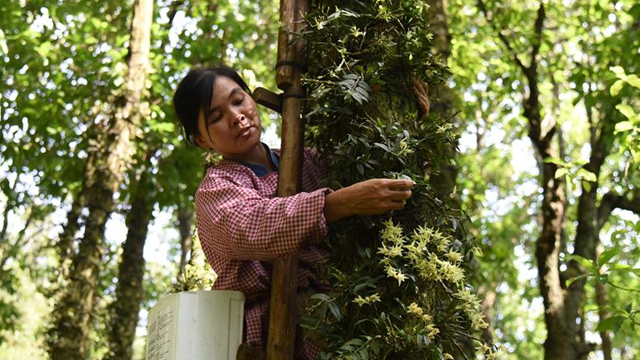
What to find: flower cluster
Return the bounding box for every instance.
[352,293,381,306]
[455,289,488,330]
[378,220,467,286]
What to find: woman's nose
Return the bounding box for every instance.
[234,113,249,127]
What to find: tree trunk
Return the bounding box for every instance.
[595,246,613,360]
[0,172,20,243]
[426,0,457,201]
[480,284,497,344]
[104,168,155,360]
[176,204,194,279]
[47,0,153,359]
[57,150,96,270]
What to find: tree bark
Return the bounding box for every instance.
[47,0,154,359]
[104,167,155,360]
[595,246,613,360]
[563,103,614,359]
[475,2,576,359]
[426,0,457,201]
[57,150,96,274]
[480,284,497,344]
[0,172,20,244]
[176,204,194,279]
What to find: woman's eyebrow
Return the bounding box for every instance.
[208,87,243,114]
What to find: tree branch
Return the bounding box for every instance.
[530,2,545,69]
[598,191,640,229]
[476,0,527,72]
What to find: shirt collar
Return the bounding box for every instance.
[227,143,280,177]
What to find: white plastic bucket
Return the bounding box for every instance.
[146,290,245,360]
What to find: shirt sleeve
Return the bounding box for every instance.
[196,174,331,261]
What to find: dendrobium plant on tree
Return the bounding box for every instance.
[301,1,500,358]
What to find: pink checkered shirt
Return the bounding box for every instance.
[196,148,331,359]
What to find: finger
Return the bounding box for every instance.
[387,200,406,211]
[387,189,412,201]
[386,179,415,189]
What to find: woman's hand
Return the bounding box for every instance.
[324,178,415,223]
[411,77,430,116]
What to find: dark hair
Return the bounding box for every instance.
[173,66,251,145]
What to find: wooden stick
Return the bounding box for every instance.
[266,0,310,359]
[253,87,282,114]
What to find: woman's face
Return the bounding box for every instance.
[194,76,262,157]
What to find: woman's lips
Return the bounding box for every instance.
[238,126,254,137]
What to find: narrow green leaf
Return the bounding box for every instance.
[328,302,342,321]
[310,293,331,301]
[566,274,588,287]
[373,142,389,151]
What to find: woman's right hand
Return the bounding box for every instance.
[324,178,415,223]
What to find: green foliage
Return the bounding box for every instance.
[301,1,495,358]
[169,237,217,293]
[1,0,279,357]
[449,0,640,357]
[610,66,640,164]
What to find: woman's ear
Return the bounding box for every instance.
[192,134,210,150]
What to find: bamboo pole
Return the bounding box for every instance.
[266,0,310,359]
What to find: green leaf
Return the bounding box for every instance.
[0,29,7,55]
[610,66,625,76]
[597,248,618,268]
[543,157,567,166]
[328,302,342,321]
[616,104,636,120]
[35,41,52,57]
[626,74,640,89]
[373,142,389,151]
[566,274,588,287]
[567,255,595,273]
[615,121,634,133]
[610,80,624,96]
[149,122,175,133]
[555,167,568,179]
[578,169,597,182]
[596,316,626,332]
[310,293,331,302]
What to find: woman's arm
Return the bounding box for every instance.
[197,176,331,261]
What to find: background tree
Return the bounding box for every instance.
[47,0,154,358]
[449,0,640,359]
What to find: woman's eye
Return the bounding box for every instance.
[209,114,222,123]
[234,97,244,105]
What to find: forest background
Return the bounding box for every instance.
[0,0,639,359]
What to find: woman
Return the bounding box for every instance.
[173,66,416,359]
